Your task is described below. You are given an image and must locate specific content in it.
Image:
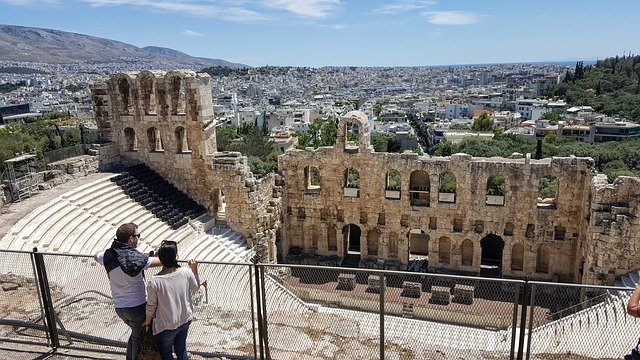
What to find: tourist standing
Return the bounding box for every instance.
[144,240,200,360]
[94,223,162,360]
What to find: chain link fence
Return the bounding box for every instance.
[0,249,637,359]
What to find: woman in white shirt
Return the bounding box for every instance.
[144,240,200,360]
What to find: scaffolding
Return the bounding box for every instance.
[3,153,38,202]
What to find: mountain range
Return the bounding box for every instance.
[0,24,247,69]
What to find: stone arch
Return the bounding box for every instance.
[337,110,371,153]
[139,71,157,115]
[511,243,524,271]
[367,228,380,256]
[408,229,428,257]
[504,222,515,236]
[537,175,558,209]
[438,236,451,264]
[327,224,337,251]
[116,75,134,115]
[536,244,550,273]
[409,170,430,207]
[209,188,226,217]
[388,232,398,258]
[461,239,473,266]
[344,168,360,198]
[124,127,137,151]
[480,234,504,277]
[175,126,189,153]
[486,173,506,206]
[166,72,187,115]
[342,224,361,254]
[147,127,163,152]
[385,169,401,199]
[438,171,456,203]
[305,165,321,190]
[310,225,319,250]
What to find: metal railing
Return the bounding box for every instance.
[0,249,637,359]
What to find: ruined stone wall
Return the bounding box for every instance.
[90,71,280,262]
[582,175,640,285]
[279,111,595,282]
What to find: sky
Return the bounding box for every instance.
[1,0,639,67]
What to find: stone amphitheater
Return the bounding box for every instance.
[1,69,640,359]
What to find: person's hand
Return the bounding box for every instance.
[188,259,198,274]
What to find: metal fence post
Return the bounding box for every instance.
[248,264,258,360]
[259,266,271,360]
[509,282,521,360]
[251,256,265,360]
[379,271,385,360]
[516,280,529,360]
[32,248,60,351]
[525,283,537,360]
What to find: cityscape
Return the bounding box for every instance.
[1,0,640,359]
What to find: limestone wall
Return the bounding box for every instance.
[90,71,280,262]
[279,112,595,282]
[582,175,640,285]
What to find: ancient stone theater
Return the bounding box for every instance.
[90,70,640,286]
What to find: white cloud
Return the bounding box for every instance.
[2,0,58,5]
[181,29,204,36]
[422,11,483,25]
[264,0,341,18]
[81,0,270,23]
[371,0,435,14]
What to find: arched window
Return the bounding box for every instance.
[175,127,189,153]
[343,168,359,198]
[385,169,401,199]
[305,166,321,190]
[461,239,473,266]
[438,236,451,264]
[538,175,558,209]
[168,75,186,115]
[536,244,550,273]
[118,77,133,115]
[367,229,380,257]
[139,72,156,115]
[511,243,524,271]
[438,171,456,203]
[388,232,398,258]
[486,173,506,206]
[344,120,360,151]
[409,170,430,207]
[124,127,137,151]
[147,127,163,152]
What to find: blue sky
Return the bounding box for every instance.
[1,0,639,67]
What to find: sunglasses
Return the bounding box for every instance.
[132,233,141,238]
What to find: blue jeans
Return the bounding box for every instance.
[114,303,147,360]
[155,321,191,360]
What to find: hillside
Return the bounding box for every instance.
[0,24,247,69]
[547,55,640,122]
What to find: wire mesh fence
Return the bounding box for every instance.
[526,281,638,360]
[0,250,50,348]
[1,249,639,360]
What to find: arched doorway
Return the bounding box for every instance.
[341,224,361,268]
[342,224,361,253]
[480,234,504,277]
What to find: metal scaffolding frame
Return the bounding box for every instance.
[3,153,38,202]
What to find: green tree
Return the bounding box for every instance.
[215,127,238,152]
[373,103,384,117]
[471,113,494,132]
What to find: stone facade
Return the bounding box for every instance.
[90,71,280,261]
[91,70,640,285]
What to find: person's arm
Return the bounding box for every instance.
[149,256,162,268]
[93,251,104,264]
[627,283,640,317]
[187,259,200,293]
[145,280,157,325]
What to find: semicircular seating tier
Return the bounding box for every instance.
[0,164,250,263]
